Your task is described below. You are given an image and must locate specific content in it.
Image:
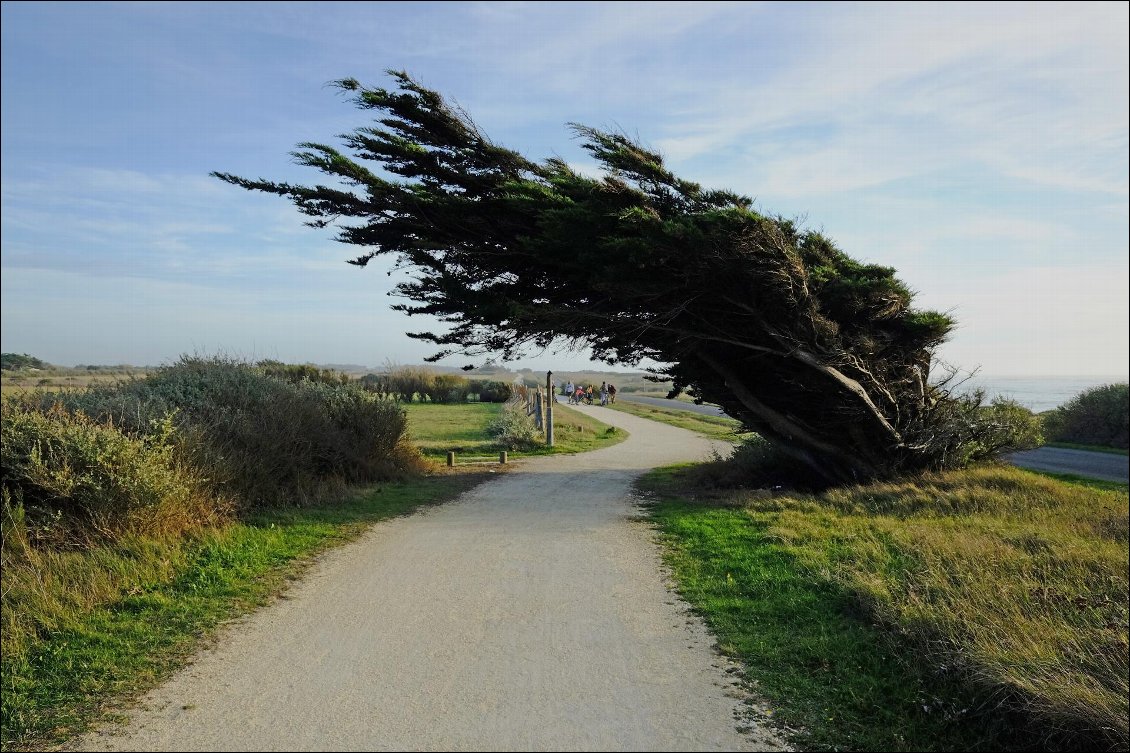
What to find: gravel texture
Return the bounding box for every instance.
[68,404,788,752]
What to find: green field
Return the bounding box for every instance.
[402,400,626,458]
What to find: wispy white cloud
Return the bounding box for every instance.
[652,3,1128,202]
[930,261,1129,376]
[1,2,1125,374]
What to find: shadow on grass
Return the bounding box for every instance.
[638,467,1091,753]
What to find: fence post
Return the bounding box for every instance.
[500,451,507,464]
[545,370,554,447]
[447,451,455,467]
[534,389,543,430]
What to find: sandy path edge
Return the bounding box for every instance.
[64,403,789,752]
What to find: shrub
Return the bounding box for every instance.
[359,372,394,399]
[1044,383,1129,450]
[256,360,351,386]
[10,356,420,510]
[689,398,1043,491]
[424,373,471,404]
[470,379,513,403]
[487,403,542,450]
[1,353,48,371]
[0,404,226,550]
[960,398,1045,461]
[385,366,434,402]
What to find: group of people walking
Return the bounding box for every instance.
[562,380,617,406]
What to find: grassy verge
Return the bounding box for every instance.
[1027,469,1129,493]
[607,399,746,441]
[403,400,626,458]
[639,464,1129,751]
[622,390,701,403]
[1045,441,1129,456]
[1,471,486,750]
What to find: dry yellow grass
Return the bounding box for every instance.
[740,466,1128,747]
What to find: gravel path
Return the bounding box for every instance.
[68,405,787,752]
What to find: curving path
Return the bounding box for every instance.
[68,405,787,752]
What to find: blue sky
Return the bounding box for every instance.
[2,1,1127,376]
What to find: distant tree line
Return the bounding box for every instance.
[360,366,513,403]
[1,354,49,371]
[257,360,353,386]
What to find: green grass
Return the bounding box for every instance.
[1028,469,1129,493]
[1045,441,1129,456]
[402,400,626,458]
[1,473,485,750]
[607,399,747,441]
[624,390,701,402]
[639,464,1129,752]
[402,402,503,456]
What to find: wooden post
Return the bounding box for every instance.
[500,451,508,464]
[447,451,455,467]
[545,370,554,447]
[534,389,543,430]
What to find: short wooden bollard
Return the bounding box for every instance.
[499,451,508,464]
[447,451,455,467]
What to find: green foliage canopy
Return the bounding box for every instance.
[214,71,1035,484]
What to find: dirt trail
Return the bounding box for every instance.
[69,403,787,752]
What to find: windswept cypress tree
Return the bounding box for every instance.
[215,71,1034,484]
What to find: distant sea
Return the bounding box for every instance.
[956,375,1129,413]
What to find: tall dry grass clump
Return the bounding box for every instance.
[728,465,1128,748]
[1,406,227,548]
[0,403,230,663]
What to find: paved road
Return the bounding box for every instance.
[69,406,786,752]
[619,394,732,419]
[1007,446,1128,483]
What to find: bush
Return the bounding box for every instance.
[256,360,352,387]
[1044,383,1129,450]
[1,404,226,550]
[471,379,513,403]
[9,356,420,511]
[961,398,1045,461]
[487,403,542,450]
[424,373,471,404]
[690,398,1043,491]
[385,366,434,402]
